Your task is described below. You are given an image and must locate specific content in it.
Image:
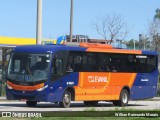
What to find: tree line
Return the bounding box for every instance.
[92,9,160,51]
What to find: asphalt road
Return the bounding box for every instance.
[0,100,159,111]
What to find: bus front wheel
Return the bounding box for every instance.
[60,91,71,108]
[26,101,37,107]
[113,89,129,107]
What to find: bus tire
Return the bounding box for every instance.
[26,101,37,107]
[84,101,98,106]
[60,91,71,108]
[113,89,129,107]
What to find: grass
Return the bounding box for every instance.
[1,83,6,96]
[0,116,159,120]
[0,82,6,96]
[17,117,160,120]
[84,107,97,111]
[157,82,160,97]
[0,106,159,120]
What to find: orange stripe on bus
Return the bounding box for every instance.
[7,81,44,91]
[80,43,113,49]
[128,73,137,88]
[108,73,137,87]
[75,72,137,101]
[75,72,111,94]
[86,48,142,54]
[75,95,119,101]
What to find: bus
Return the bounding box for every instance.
[6,43,159,108]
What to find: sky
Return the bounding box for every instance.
[0,0,160,41]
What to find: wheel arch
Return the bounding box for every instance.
[121,86,130,97]
[65,87,75,101]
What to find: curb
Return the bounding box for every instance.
[151,97,160,100]
[0,97,6,100]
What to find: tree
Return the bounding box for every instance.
[148,19,160,51]
[141,8,160,51]
[139,34,150,50]
[126,39,139,46]
[154,8,160,20]
[92,14,128,44]
[146,8,160,51]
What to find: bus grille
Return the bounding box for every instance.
[13,95,35,100]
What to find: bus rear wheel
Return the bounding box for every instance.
[60,91,71,108]
[113,89,129,107]
[26,101,37,107]
[84,101,98,106]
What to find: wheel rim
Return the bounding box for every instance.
[122,92,128,104]
[63,93,70,104]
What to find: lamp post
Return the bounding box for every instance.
[69,0,73,42]
[133,40,135,50]
[36,0,42,44]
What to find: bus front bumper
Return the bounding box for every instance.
[6,87,47,102]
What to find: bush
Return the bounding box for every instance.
[0,83,6,96]
[1,83,6,96]
[157,89,160,96]
[157,82,160,97]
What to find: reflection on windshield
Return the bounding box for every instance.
[7,53,51,82]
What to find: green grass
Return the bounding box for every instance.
[0,117,159,120]
[26,117,160,120]
[0,108,160,120]
[0,82,6,96]
[1,83,6,96]
[157,83,160,97]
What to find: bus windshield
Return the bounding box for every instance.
[7,53,51,82]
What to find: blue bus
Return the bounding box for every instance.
[6,43,159,108]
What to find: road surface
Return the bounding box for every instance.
[0,100,159,111]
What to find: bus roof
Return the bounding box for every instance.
[13,44,157,55]
[13,44,86,53]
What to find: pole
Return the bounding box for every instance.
[70,0,73,42]
[134,40,135,50]
[36,0,42,44]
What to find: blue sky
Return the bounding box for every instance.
[0,0,160,40]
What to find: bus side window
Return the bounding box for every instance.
[66,54,74,72]
[52,58,63,75]
[147,55,156,72]
[66,64,73,72]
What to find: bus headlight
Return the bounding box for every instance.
[36,85,48,91]
[7,84,13,89]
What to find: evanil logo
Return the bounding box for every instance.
[88,76,108,83]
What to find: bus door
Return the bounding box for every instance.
[49,51,68,101]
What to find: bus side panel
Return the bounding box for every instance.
[130,70,158,100]
[47,72,79,102]
[130,86,157,100]
[74,72,137,101]
[47,79,63,102]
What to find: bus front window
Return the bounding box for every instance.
[7,53,51,82]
